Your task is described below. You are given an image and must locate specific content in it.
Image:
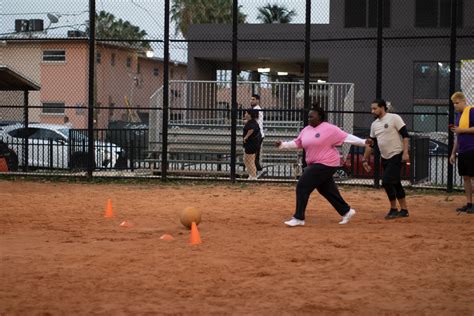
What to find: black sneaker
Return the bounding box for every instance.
[456,204,472,212]
[385,208,399,220]
[466,206,474,214]
[398,209,409,217]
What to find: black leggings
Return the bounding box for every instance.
[383,182,406,201]
[382,153,405,201]
[293,164,350,220]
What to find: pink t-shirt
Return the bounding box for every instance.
[293,122,348,167]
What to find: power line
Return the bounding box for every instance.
[129,0,163,30]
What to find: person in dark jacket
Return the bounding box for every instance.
[243,109,262,180]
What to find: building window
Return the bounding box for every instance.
[126,57,132,68]
[413,62,460,100]
[415,0,463,28]
[42,102,65,114]
[96,52,101,64]
[412,61,461,132]
[43,50,66,62]
[413,104,448,133]
[345,0,390,28]
[111,53,116,66]
[153,68,159,76]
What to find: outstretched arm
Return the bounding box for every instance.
[275,140,298,149]
[344,134,366,147]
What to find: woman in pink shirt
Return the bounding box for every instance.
[276,105,367,227]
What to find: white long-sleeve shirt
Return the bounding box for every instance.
[252,105,264,138]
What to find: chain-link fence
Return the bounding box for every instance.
[0,0,473,190]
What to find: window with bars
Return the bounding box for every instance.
[42,50,66,62]
[42,102,65,114]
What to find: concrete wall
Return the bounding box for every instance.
[40,42,89,127]
[0,42,42,122]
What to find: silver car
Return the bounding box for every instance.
[0,124,124,170]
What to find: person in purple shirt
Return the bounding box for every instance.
[449,92,474,214]
[275,105,367,227]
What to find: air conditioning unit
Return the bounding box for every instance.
[15,19,29,32]
[29,19,44,32]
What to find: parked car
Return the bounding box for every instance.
[0,124,124,170]
[429,139,449,156]
[106,120,149,160]
[341,145,411,179]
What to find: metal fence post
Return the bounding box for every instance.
[373,0,384,189]
[87,0,96,179]
[447,0,458,193]
[230,0,238,182]
[22,90,29,172]
[302,0,311,170]
[162,0,170,181]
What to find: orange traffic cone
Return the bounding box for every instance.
[0,158,8,172]
[104,199,114,218]
[160,234,174,241]
[119,220,132,228]
[190,222,202,245]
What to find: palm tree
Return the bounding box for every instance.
[86,11,149,48]
[171,0,247,37]
[256,4,296,24]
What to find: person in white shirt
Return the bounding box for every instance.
[250,94,264,175]
[363,99,410,220]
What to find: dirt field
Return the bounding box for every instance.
[0,179,473,315]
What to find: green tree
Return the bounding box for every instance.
[87,11,149,48]
[171,0,247,37]
[256,4,296,24]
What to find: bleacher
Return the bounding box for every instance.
[145,121,304,178]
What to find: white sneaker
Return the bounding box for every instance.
[284,218,305,227]
[339,209,356,225]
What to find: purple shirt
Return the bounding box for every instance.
[455,107,474,153]
[293,122,348,167]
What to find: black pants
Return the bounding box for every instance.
[381,153,406,201]
[255,137,264,171]
[381,153,403,184]
[293,163,350,220]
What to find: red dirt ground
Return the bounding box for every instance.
[1,179,473,315]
